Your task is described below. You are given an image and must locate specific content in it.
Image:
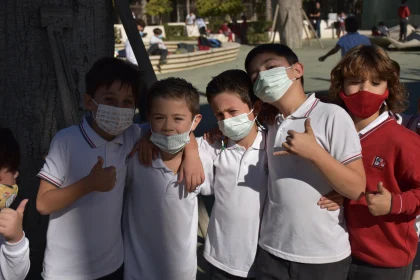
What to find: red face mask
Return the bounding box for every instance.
[339,90,389,118]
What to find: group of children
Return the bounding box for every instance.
[1,42,420,280]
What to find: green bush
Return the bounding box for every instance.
[207,19,224,33]
[163,24,185,37]
[165,35,196,41]
[248,21,272,33]
[247,33,269,44]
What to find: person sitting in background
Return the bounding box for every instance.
[185,12,196,25]
[148,28,168,65]
[319,16,371,61]
[371,26,381,36]
[219,22,233,42]
[378,21,389,37]
[125,19,146,65]
[196,16,207,36]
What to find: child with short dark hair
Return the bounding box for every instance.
[0,128,30,280]
[245,43,366,280]
[329,44,420,280]
[148,28,168,64]
[123,77,213,280]
[378,21,389,36]
[36,57,141,280]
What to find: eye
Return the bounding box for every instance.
[174,117,184,121]
[350,80,361,85]
[154,116,164,120]
[371,81,381,86]
[267,65,276,70]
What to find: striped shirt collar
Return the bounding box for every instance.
[276,93,320,122]
[358,111,394,139]
[79,115,124,148]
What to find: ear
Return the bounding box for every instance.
[253,100,263,117]
[293,62,304,80]
[191,114,202,132]
[83,94,95,111]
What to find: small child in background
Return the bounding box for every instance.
[378,21,389,36]
[148,28,168,64]
[0,128,30,280]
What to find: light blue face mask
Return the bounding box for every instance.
[149,117,196,154]
[139,31,144,37]
[253,65,296,103]
[218,109,256,141]
[157,34,163,39]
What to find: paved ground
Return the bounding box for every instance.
[158,39,420,136]
[157,39,420,279]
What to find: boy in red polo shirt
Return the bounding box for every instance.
[329,45,420,280]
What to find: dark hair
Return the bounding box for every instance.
[378,21,385,26]
[329,45,407,114]
[153,28,162,35]
[206,70,257,108]
[86,57,141,102]
[0,128,20,173]
[147,78,200,117]
[244,44,304,86]
[402,0,407,4]
[345,16,358,33]
[136,19,146,28]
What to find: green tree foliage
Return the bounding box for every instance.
[146,0,173,21]
[196,0,243,17]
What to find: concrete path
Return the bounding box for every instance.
[157,39,420,280]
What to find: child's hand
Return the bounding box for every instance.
[0,199,28,243]
[318,191,344,211]
[178,151,205,193]
[130,131,158,166]
[203,127,224,145]
[274,118,322,161]
[88,157,117,192]
[366,182,392,216]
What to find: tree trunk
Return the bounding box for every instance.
[0,1,114,279]
[186,0,190,14]
[277,0,302,48]
[140,0,147,23]
[266,0,273,21]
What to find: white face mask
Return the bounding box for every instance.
[150,117,196,154]
[92,100,135,136]
[253,65,296,103]
[218,109,256,141]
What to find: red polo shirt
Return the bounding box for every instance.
[345,112,420,268]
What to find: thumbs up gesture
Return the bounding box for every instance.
[0,199,28,243]
[274,118,321,160]
[365,182,392,216]
[87,157,117,193]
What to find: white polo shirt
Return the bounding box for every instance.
[123,148,213,280]
[37,116,140,280]
[197,129,268,277]
[260,94,362,264]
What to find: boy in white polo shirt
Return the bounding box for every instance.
[123,77,213,280]
[245,44,366,280]
[36,57,141,280]
[198,69,267,279]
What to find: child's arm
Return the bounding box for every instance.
[0,200,30,280]
[179,134,205,193]
[37,157,116,215]
[319,45,341,62]
[276,118,365,200]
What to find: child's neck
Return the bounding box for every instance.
[272,87,307,118]
[89,117,115,141]
[353,111,381,132]
[236,124,259,150]
[160,150,184,175]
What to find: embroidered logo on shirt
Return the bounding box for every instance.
[372,156,385,170]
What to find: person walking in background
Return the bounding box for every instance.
[241,15,249,44]
[310,2,322,38]
[398,0,410,42]
[319,16,370,61]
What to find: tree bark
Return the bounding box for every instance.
[266,0,273,21]
[0,1,113,279]
[140,0,147,23]
[277,0,303,48]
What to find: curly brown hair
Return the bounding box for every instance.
[329,45,407,115]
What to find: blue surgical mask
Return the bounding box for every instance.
[149,117,196,154]
[157,35,163,39]
[139,31,144,36]
[218,109,257,141]
[253,66,296,103]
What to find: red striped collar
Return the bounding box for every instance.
[275,93,320,121]
[359,112,394,140]
[79,116,124,148]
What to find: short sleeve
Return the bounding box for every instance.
[196,136,221,161]
[336,37,344,48]
[37,131,68,188]
[327,107,362,164]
